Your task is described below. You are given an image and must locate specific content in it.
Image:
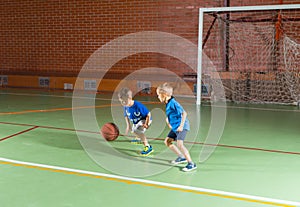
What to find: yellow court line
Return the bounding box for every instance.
[0,104,116,115]
[0,101,160,115]
[0,158,298,207]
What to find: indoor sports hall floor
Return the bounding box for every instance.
[0,88,299,207]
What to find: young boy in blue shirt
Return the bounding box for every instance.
[118,87,153,156]
[156,83,197,172]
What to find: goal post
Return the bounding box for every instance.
[197,4,300,105]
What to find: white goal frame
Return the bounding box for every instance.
[197,4,300,105]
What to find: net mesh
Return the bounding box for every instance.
[202,8,300,104]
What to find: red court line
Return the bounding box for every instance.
[0,126,39,142]
[204,143,300,156]
[150,138,300,156]
[0,121,97,134]
[0,121,299,156]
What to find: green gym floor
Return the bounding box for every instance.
[0,88,299,207]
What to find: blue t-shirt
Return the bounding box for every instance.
[123,101,150,124]
[166,97,190,132]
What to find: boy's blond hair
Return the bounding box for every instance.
[118,87,133,100]
[157,82,173,96]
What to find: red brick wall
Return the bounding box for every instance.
[0,0,297,79]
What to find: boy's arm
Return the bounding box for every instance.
[143,112,151,129]
[166,117,172,129]
[177,110,187,132]
[124,116,131,135]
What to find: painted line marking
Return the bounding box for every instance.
[0,102,159,116]
[208,104,300,113]
[0,126,39,142]
[0,121,299,156]
[0,121,95,134]
[152,138,300,156]
[0,157,299,207]
[1,91,299,113]
[0,91,112,100]
[203,142,300,156]
[0,104,116,115]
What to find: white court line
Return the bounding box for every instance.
[0,157,299,207]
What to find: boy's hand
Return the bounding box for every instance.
[177,125,183,132]
[143,123,149,129]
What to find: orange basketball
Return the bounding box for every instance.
[100,122,119,141]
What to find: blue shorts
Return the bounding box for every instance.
[167,129,188,141]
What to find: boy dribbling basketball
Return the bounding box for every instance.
[118,87,153,156]
[156,83,197,172]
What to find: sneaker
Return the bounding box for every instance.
[130,138,142,145]
[182,162,197,172]
[140,145,153,156]
[171,157,187,165]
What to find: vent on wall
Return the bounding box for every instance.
[64,83,73,90]
[137,81,151,94]
[84,80,97,91]
[0,75,8,86]
[39,77,50,87]
[193,83,210,97]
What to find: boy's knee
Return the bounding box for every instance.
[164,137,173,147]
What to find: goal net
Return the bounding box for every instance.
[197,4,300,105]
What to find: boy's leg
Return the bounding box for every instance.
[133,121,153,156]
[175,131,197,171]
[165,137,187,164]
[133,120,150,146]
[164,137,181,156]
[139,133,153,156]
[136,133,149,147]
[130,121,144,144]
[176,140,192,163]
